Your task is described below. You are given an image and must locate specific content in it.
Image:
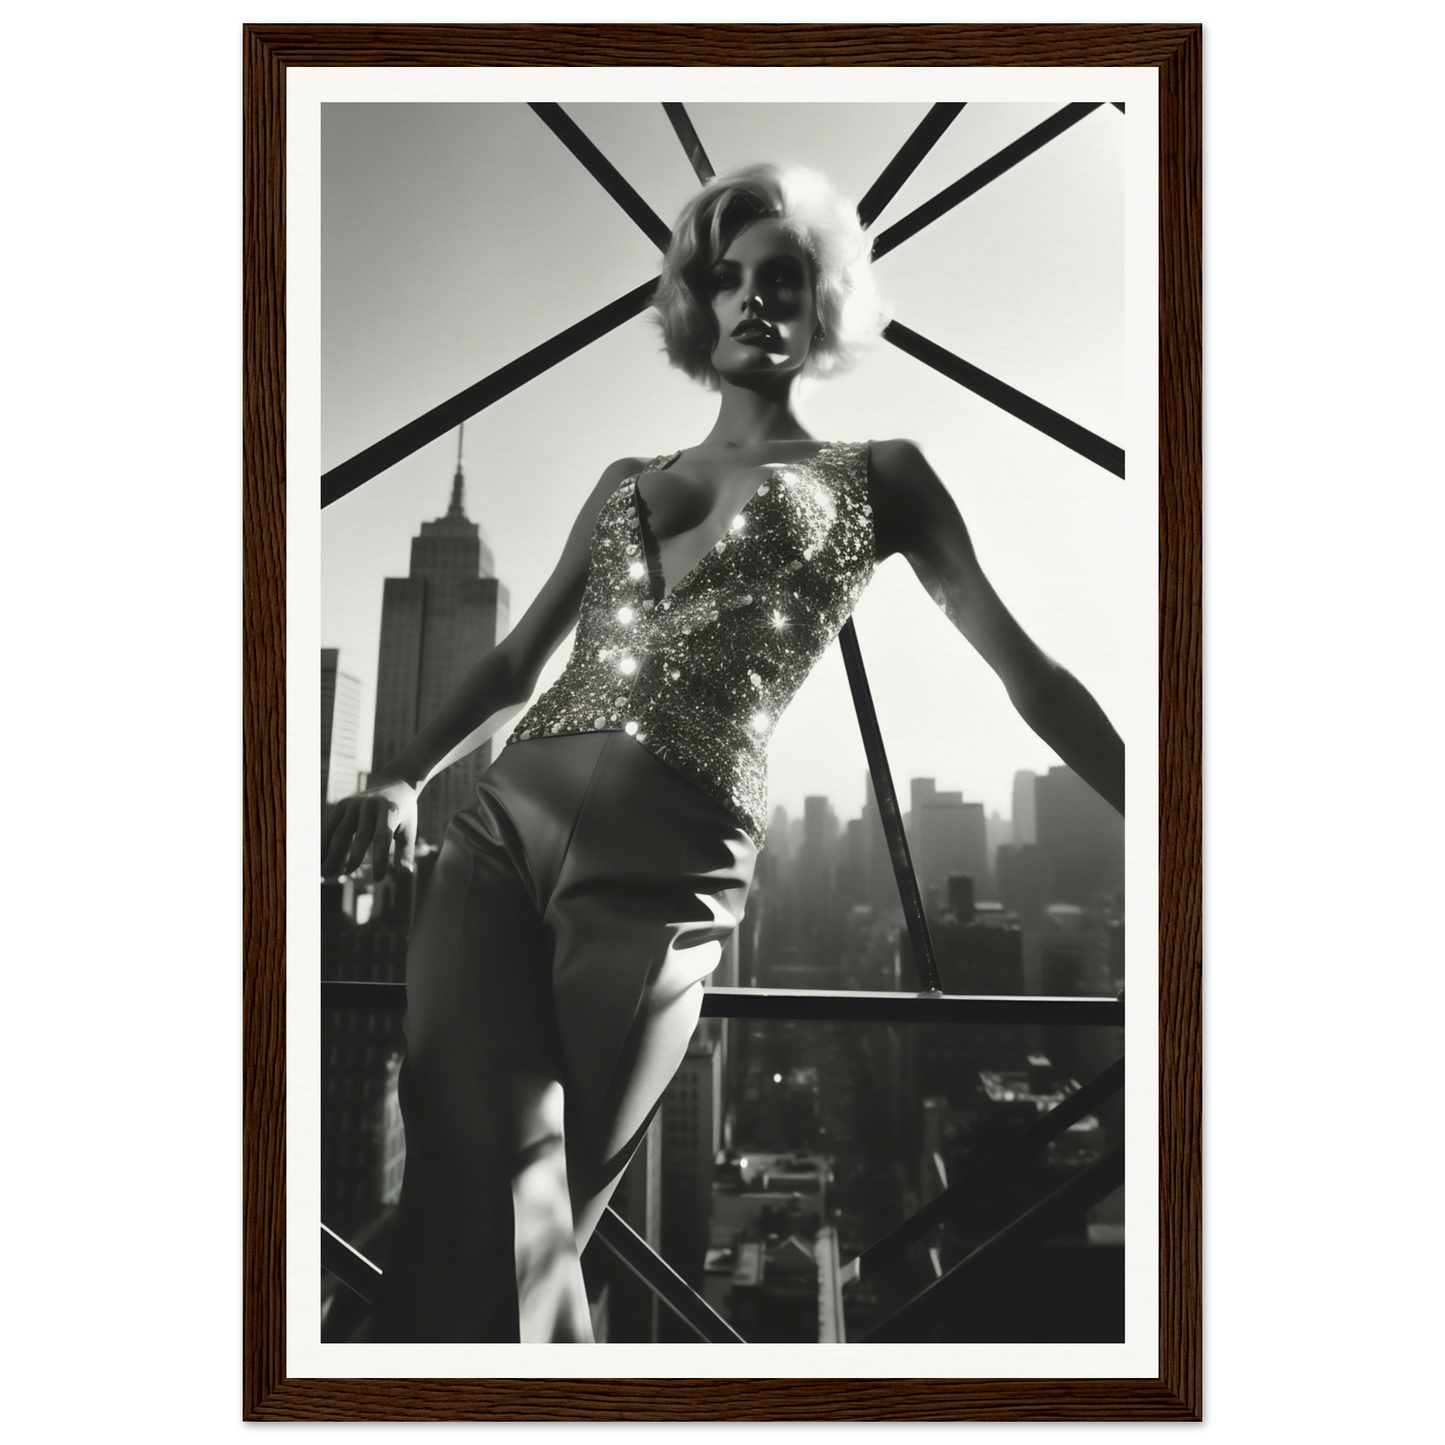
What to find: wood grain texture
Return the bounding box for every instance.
[245,1376,1197,1422]
[237,22,1205,69]
[242,21,1201,1422]
[243,21,287,1428]
[1155,21,1204,1423]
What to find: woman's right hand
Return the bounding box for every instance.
[321,775,419,881]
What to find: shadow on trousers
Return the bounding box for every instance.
[369,731,757,1343]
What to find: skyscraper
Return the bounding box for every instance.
[908,779,990,912]
[798,795,839,943]
[1012,769,1039,846]
[660,1035,723,1291]
[371,430,509,846]
[1034,765,1125,903]
[321,648,362,807]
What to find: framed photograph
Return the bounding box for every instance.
[244,23,1200,1421]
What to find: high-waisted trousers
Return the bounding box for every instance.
[369,731,757,1343]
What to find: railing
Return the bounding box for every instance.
[322,979,1123,1030]
[319,100,1128,1344]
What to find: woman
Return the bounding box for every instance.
[322,164,1124,1343]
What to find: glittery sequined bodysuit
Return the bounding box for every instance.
[509,440,877,844]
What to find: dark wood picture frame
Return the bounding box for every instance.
[243,22,1200,1421]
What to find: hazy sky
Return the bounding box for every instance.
[319,100,1144,822]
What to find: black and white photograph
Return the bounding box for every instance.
[297,71,1158,1375]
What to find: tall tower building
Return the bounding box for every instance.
[321,648,362,807]
[1034,765,1125,903]
[909,781,989,913]
[985,809,1013,874]
[909,776,937,822]
[660,1035,723,1291]
[799,796,838,924]
[1012,770,1039,846]
[372,429,509,846]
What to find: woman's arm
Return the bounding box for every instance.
[321,456,648,879]
[869,438,1124,815]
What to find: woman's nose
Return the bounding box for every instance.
[742,292,764,315]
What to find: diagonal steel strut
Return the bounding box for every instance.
[663,102,715,184]
[321,281,657,507]
[528,102,673,252]
[871,102,1104,260]
[322,101,1114,501]
[857,102,967,228]
[886,320,1126,478]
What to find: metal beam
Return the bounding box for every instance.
[884,320,1126,478]
[320,280,657,505]
[848,1057,1124,1279]
[321,1222,382,1304]
[322,979,403,1010]
[871,102,1104,261]
[838,619,941,993]
[529,102,673,253]
[322,979,1125,1028]
[593,1208,744,1343]
[857,103,967,229]
[662,102,715,184]
[322,100,1119,502]
[319,1212,745,1343]
[322,99,1116,501]
[860,1142,1125,1342]
[700,987,1124,1028]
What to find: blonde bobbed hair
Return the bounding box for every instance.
[653,164,889,389]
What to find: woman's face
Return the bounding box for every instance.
[704,218,818,384]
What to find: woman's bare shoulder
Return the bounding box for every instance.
[867,437,932,485]
[602,454,655,483]
[576,455,652,512]
[865,439,954,559]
